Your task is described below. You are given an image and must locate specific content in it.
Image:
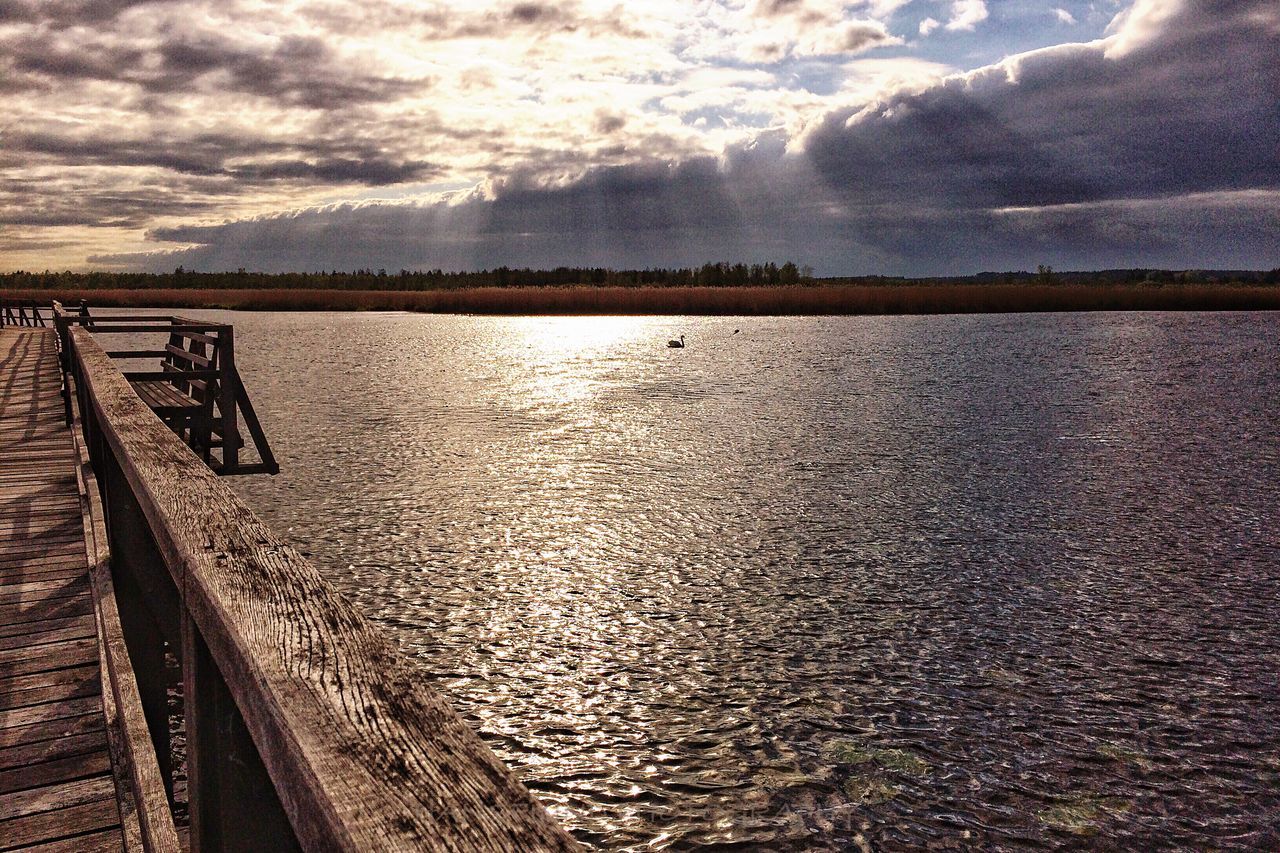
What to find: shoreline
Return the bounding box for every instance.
[4,283,1280,315]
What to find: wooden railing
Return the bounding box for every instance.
[58,321,577,850]
[0,298,48,327]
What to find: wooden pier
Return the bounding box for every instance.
[1,328,125,851]
[0,307,577,851]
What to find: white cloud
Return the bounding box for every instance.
[919,16,941,36]
[1054,8,1077,24]
[945,0,989,31]
[1103,0,1184,57]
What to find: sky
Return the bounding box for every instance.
[1,0,1277,276]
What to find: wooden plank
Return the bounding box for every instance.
[0,565,87,585]
[0,504,82,522]
[0,663,97,690]
[163,345,211,367]
[0,624,96,653]
[65,323,219,336]
[0,787,119,846]
[0,693,100,731]
[0,540,84,558]
[0,542,85,561]
[0,568,86,588]
[0,577,87,593]
[0,677,101,712]
[0,541,85,558]
[0,579,89,604]
[71,324,577,851]
[0,731,107,772]
[0,566,87,586]
[0,637,98,676]
[123,370,216,383]
[0,750,112,795]
[127,381,200,409]
[0,614,95,641]
[0,713,102,751]
[0,484,79,501]
[0,502,80,518]
[0,557,86,574]
[59,315,180,324]
[14,826,124,853]
[0,476,75,488]
[0,531,83,547]
[0,773,116,820]
[0,598,93,629]
[0,443,75,457]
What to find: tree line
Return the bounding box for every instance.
[0,262,814,292]
[2,264,1277,292]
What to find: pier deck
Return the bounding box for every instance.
[0,328,124,852]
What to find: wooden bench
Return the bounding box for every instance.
[129,380,205,419]
[52,308,278,476]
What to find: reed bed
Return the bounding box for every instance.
[5,283,1280,315]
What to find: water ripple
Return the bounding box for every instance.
[199,310,1280,850]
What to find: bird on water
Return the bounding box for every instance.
[668,335,685,348]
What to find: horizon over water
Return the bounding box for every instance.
[110,308,1279,850]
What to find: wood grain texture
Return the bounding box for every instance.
[72,324,578,850]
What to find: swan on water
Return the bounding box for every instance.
[668,335,685,348]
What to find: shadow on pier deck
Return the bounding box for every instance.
[0,309,577,851]
[1,328,124,851]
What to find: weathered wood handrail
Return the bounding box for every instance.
[67,366,182,853]
[62,324,577,850]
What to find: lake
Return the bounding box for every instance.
[120,309,1280,849]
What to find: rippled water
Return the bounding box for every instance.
[121,310,1280,848]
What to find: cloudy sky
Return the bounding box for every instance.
[1,0,1276,275]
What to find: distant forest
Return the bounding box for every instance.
[4,264,1279,292]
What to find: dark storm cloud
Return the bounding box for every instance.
[594,112,628,134]
[6,132,439,187]
[749,0,829,25]
[97,0,1280,275]
[753,0,805,15]
[2,27,423,107]
[0,0,167,25]
[232,158,439,185]
[1,181,223,228]
[803,1,1280,210]
[5,35,148,85]
[834,22,895,52]
[155,34,424,107]
[410,0,647,40]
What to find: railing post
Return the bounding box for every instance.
[218,326,240,473]
[183,613,300,853]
